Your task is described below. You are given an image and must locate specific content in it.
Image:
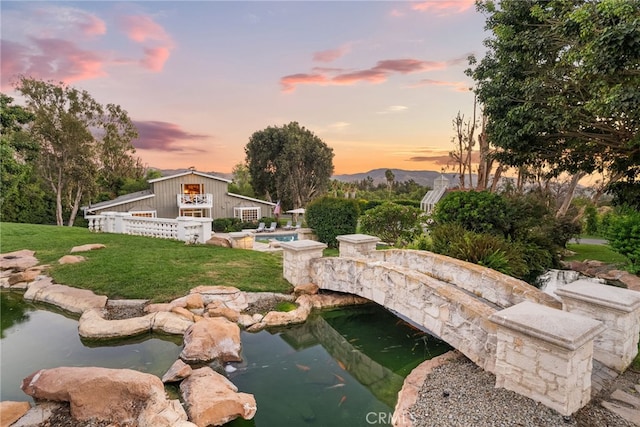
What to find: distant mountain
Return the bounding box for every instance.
[332,168,462,188]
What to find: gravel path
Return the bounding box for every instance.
[408,356,637,427]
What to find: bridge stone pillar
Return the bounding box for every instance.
[280,240,327,286]
[489,301,604,416]
[336,234,379,258]
[555,280,640,372]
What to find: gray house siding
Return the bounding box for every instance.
[84,171,275,220]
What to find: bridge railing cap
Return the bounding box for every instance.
[489,301,605,351]
[336,234,380,244]
[280,240,327,252]
[555,280,640,313]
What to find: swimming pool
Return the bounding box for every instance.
[255,232,298,242]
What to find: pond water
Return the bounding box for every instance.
[0,291,451,426]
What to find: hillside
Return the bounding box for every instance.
[154,167,463,188]
[332,168,462,188]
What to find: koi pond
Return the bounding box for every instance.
[0,291,451,426]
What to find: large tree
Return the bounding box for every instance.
[0,94,53,223]
[245,122,334,209]
[15,78,140,226]
[467,0,640,183]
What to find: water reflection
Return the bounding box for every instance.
[0,291,32,338]
[1,292,451,427]
[227,304,451,426]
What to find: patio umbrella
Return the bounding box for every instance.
[286,208,305,214]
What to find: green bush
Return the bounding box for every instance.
[607,209,640,273]
[432,191,510,236]
[429,225,530,279]
[584,204,599,235]
[306,196,360,248]
[359,202,425,246]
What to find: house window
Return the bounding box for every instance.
[181,209,203,217]
[182,183,203,195]
[234,207,260,222]
[131,211,156,218]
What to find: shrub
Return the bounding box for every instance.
[306,196,360,248]
[607,209,640,273]
[432,191,510,236]
[584,204,599,235]
[358,202,425,246]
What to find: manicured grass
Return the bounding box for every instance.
[1,222,292,302]
[565,243,629,265]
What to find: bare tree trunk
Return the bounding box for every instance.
[490,165,503,192]
[54,169,64,226]
[591,171,623,205]
[556,172,587,217]
[67,185,84,226]
[476,115,490,191]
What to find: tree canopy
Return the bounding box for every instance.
[467,0,640,181]
[245,122,334,209]
[14,77,142,226]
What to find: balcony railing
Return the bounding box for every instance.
[177,193,213,209]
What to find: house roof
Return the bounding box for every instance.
[148,170,232,184]
[227,192,276,206]
[83,190,155,213]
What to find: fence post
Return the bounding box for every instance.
[556,280,640,372]
[489,301,604,416]
[336,234,380,258]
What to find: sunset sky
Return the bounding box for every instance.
[1,1,488,175]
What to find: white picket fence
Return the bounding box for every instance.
[86,212,212,244]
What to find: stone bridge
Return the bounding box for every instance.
[280,234,640,416]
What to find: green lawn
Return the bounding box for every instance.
[1,222,292,302]
[565,243,629,265]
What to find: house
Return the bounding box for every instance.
[420,175,450,214]
[83,170,276,222]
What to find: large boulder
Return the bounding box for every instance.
[21,367,195,427]
[0,401,31,427]
[70,243,106,253]
[181,317,242,363]
[0,250,38,271]
[23,280,107,314]
[79,309,193,339]
[180,367,256,427]
[189,286,248,311]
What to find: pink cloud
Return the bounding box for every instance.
[117,14,174,72]
[133,121,209,152]
[141,46,171,72]
[1,38,106,89]
[119,15,171,43]
[409,78,471,92]
[332,69,387,85]
[281,73,329,93]
[374,59,445,73]
[390,9,405,17]
[313,45,350,63]
[78,14,107,36]
[411,0,476,14]
[281,57,453,92]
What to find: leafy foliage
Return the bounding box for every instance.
[428,190,579,283]
[1,94,55,223]
[359,202,425,246]
[14,78,141,226]
[432,191,510,236]
[306,196,359,248]
[468,0,640,181]
[245,122,334,210]
[607,209,640,272]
